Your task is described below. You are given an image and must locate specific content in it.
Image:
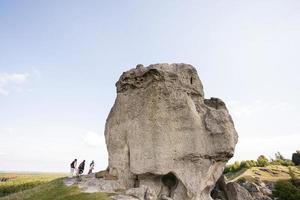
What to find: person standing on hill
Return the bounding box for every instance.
[88,160,95,174]
[77,160,85,176]
[70,159,77,177]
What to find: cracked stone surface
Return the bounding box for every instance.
[64,174,124,194]
[105,63,238,200]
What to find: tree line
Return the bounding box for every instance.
[224,151,299,174]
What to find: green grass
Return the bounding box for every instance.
[0,172,66,197]
[0,178,111,200]
[273,180,300,200]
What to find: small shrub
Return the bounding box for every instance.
[257,155,269,167]
[224,161,242,173]
[224,160,258,174]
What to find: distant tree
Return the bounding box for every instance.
[270,158,293,166]
[224,150,299,175]
[257,155,269,167]
[224,161,242,173]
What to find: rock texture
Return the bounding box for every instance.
[239,181,272,200]
[64,174,124,193]
[225,182,254,200]
[105,63,238,200]
[211,175,273,200]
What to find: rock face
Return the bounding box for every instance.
[105,63,238,200]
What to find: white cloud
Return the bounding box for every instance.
[0,127,14,133]
[228,100,263,118]
[227,100,290,118]
[0,73,30,95]
[0,152,7,156]
[83,131,104,147]
[31,67,41,79]
[226,99,298,163]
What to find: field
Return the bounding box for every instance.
[0,172,66,197]
[0,172,110,200]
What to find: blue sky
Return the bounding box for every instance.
[0,0,300,172]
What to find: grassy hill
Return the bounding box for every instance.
[224,165,300,200]
[0,172,65,197]
[226,165,300,183]
[0,173,110,200]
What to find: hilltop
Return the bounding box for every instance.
[227,165,300,183]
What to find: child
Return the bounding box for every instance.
[88,160,95,174]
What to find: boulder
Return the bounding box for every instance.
[212,175,274,200]
[211,175,228,200]
[95,170,118,180]
[241,182,260,193]
[225,182,254,200]
[292,152,300,165]
[251,193,272,200]
[105,63,238,200]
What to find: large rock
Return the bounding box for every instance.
[225,182,254,200]
[211,176,273,200]
[211,175,228,200]
[238,181,272,200]
[292,151,300,165]
[105,63,238,200]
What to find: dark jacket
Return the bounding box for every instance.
[78,161,85,173]
[90,161,94,167]
[70,160,76,168]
